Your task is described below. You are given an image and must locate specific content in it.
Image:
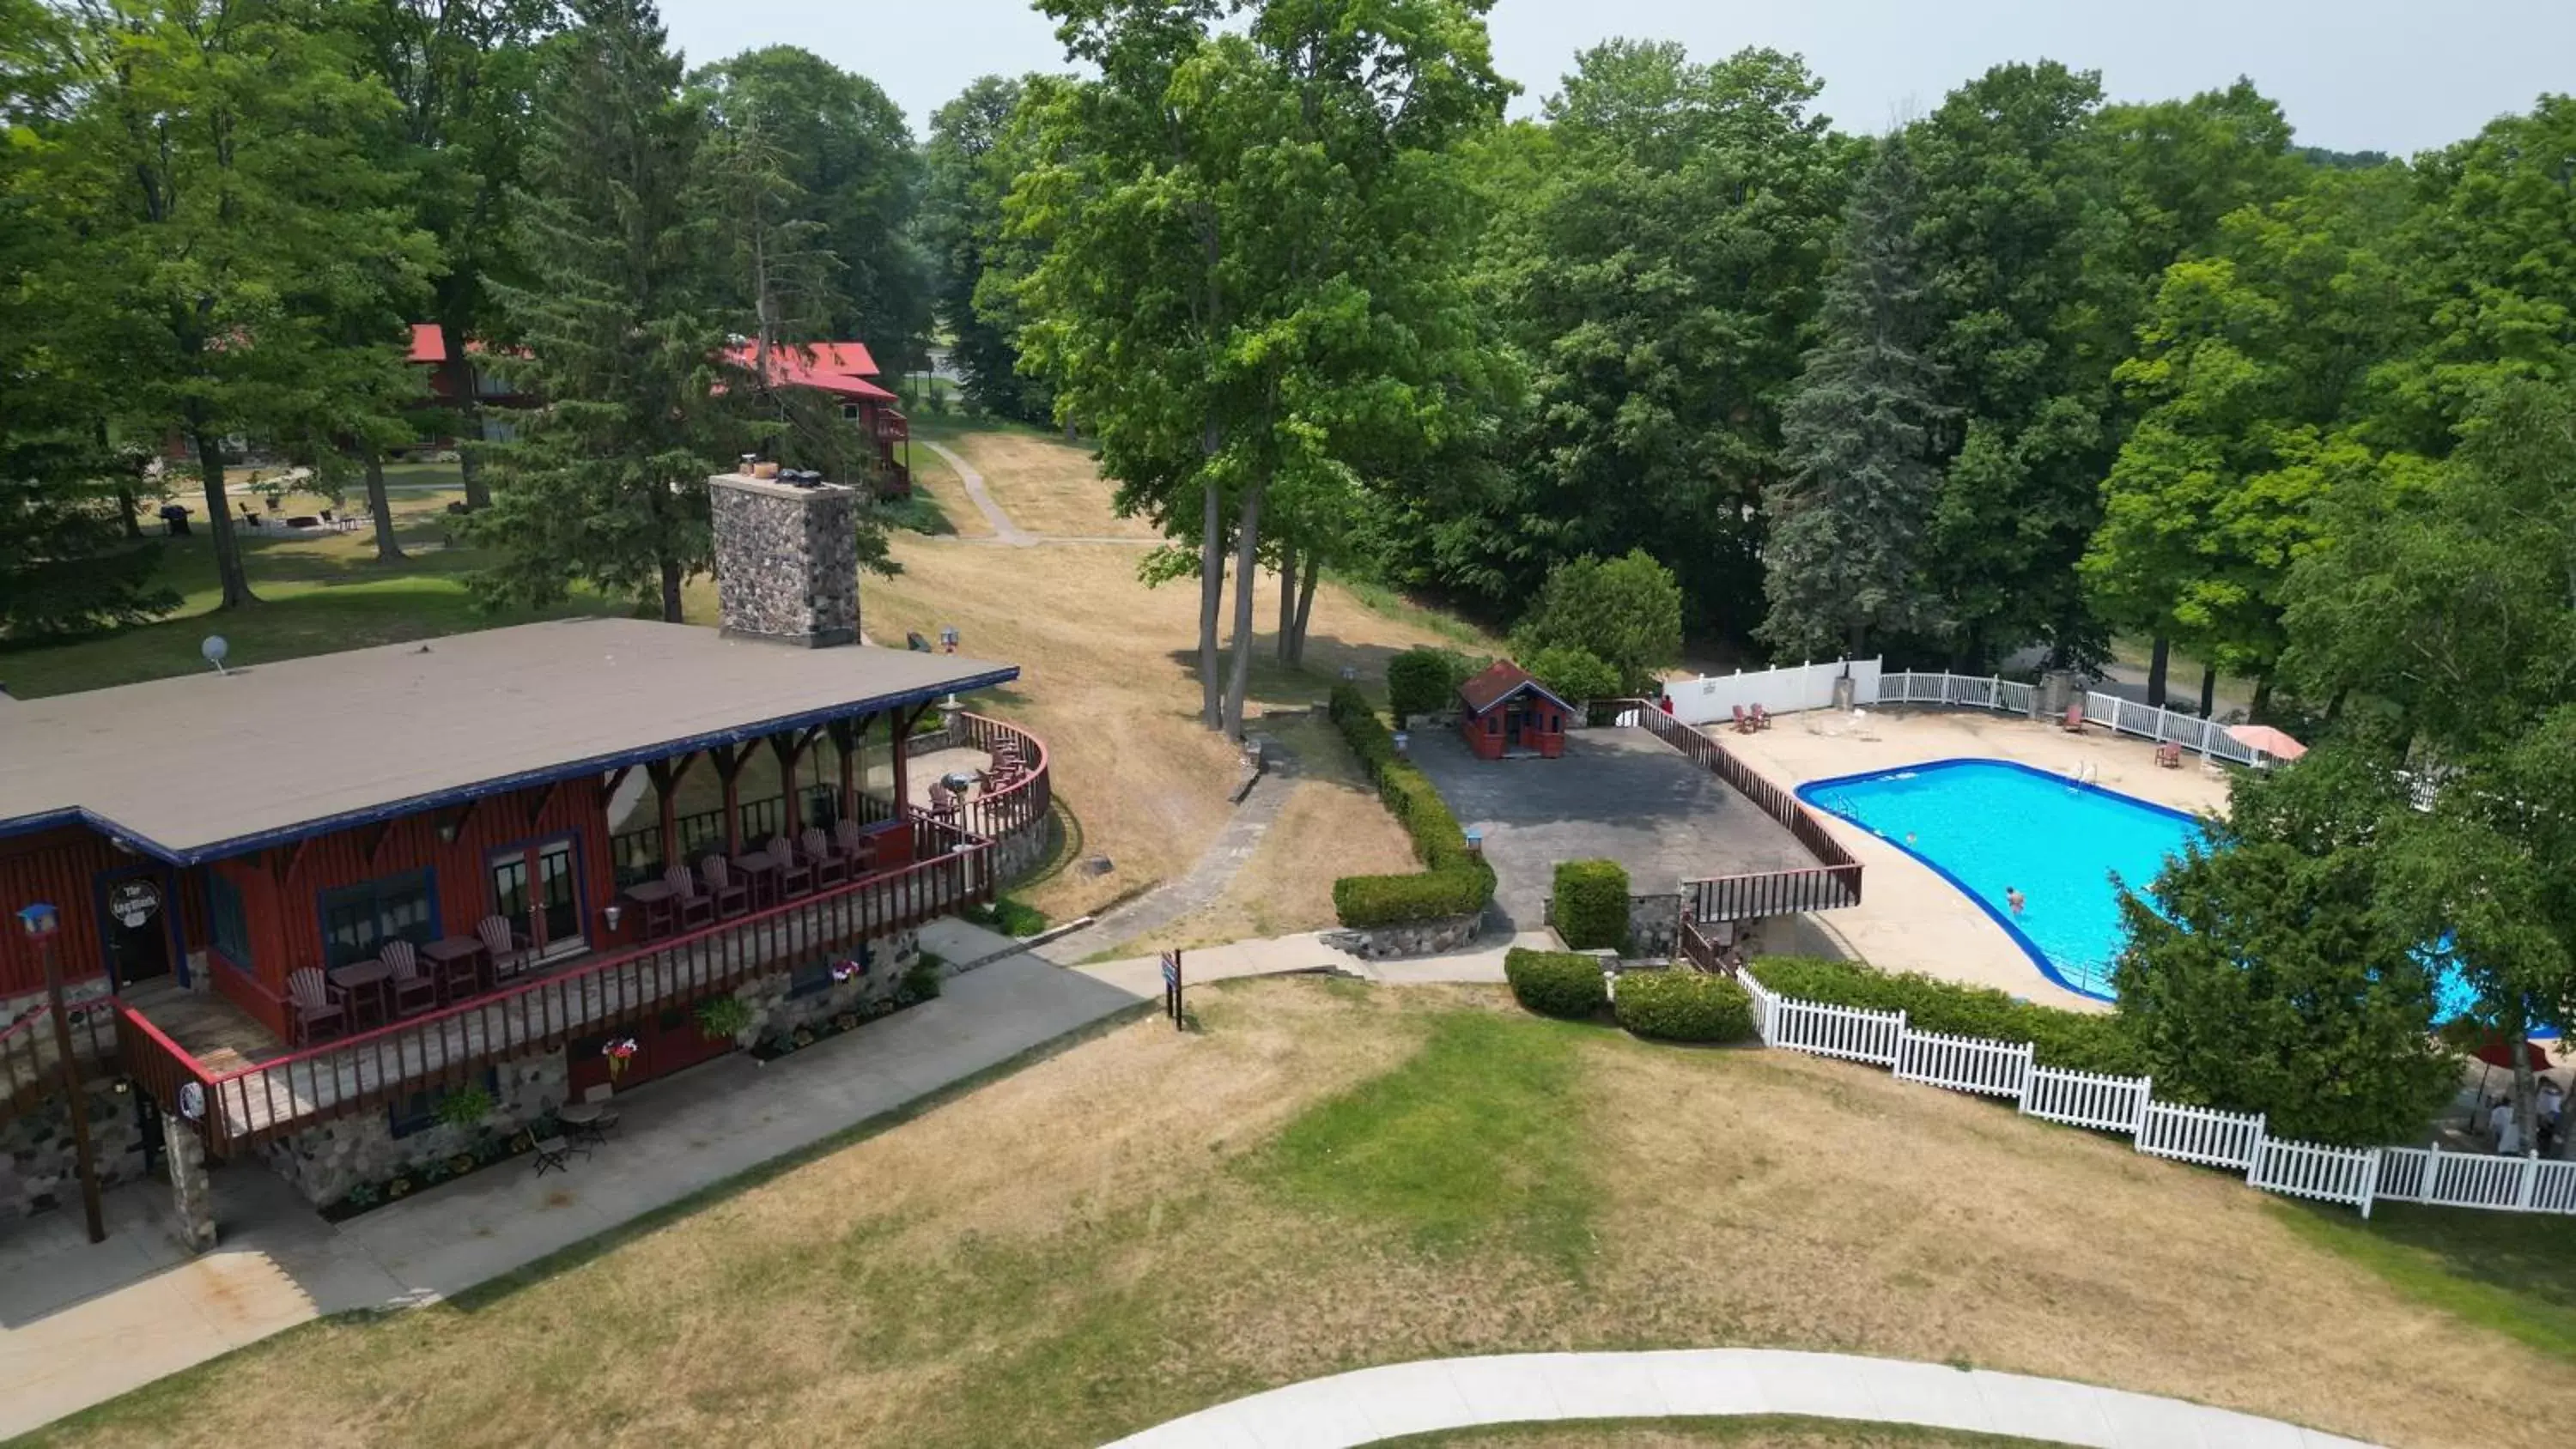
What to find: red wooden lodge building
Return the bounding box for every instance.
[1455,660,1573,760]
[0,470,1042,1243]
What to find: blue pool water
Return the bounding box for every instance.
[1799,759,2493,1023]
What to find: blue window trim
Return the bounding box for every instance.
[204,870,253,975]
[313,867,442,970]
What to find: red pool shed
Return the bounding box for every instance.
[1456,661,1573,761]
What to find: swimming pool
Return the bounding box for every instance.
[1797,758,2494,1024]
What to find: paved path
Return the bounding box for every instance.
[1101,1349,2379,1449]
[0,955,1145,1440]
[1037,751,1300,964]
[920,439,1032,545]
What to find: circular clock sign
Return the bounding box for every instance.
[107,880,161,929]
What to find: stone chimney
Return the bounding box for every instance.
[708,469,860,647]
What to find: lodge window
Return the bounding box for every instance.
[1485,715,1499,735]
[207,872,253,970]
[489,836,580,949]
[387,1069,501,1138]
[319,870,438,969]
[841,403,861,422]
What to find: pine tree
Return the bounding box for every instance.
[466,0,730,623]
[1759,136,1950,659]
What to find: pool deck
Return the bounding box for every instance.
[1720,706,2233,1010]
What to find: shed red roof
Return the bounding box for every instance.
[724,341,898,402]
[1458,659,1574,717]
[407,323,447,364]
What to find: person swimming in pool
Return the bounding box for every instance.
[2005,887,2026,918]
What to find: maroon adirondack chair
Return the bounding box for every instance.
[834,818,878,875]
[477,914,533,979]
[285,967,347,1044]
[665,863,714,931]
[768,834,815,897]
[382,939,439,1014]
[699,854,750,919]
[801,827,851,888]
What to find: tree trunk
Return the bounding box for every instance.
[361,450,404,563]
[2197,664,2217,718]
[658,553,683,624]
[1291,553,1321,665]
[192,433,257,608]
[2146,636,2170,709]
[437,322,490,510]
[2249,674,2274,724]
[1221,479,1266,737]
[1275,538,1297,662]
[115,482,143,540]
[1197,426,1225,731]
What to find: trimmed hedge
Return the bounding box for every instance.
[1613,971,1756,1043]
[1504,948,1608,1018]
[1747,955,2143,1076]
[1386,646,1483,721]
[1327,685,1498,928]
[1552,859,1630,950]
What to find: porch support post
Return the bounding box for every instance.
[647,760,680,868]
[830,719,857,823]
[165,1112,216,1252]
[714,744,743,856]
[890,706,920,824]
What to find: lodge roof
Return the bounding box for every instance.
[0,619,1014,864]
[1458,659,1575,717]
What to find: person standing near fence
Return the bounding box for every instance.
[2490,1096,2523,1155]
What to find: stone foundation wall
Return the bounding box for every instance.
[1320,911,1484,961]
[1625,894,1681,958]
[264,1049,569,1209]
[989,813,1058,886]
[725,929,923,1047]
[1,1080,149,1220]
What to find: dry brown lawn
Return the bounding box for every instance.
[928,424,1162,539]
[903,442,992,538]
[1114,715,1419,954]
[40,980,2558,1449]
[713,422,1495,923]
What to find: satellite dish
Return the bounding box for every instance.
[202,634,229,675]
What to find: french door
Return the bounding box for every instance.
[489,836,582,953]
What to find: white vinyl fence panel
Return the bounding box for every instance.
[2535,1159,2576,1213]
[1893,1028,2032,1098]
[2136,1100,2268,1171]
[1875,670,2283,767]
[2020,1066,2152,1133]
[1662,658,1882,727]
[2249,1139,2381,1215]
[1765,998,1905,1066]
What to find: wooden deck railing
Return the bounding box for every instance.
[950,712,1051,840]
[113,1002,212,1142]
[178,837,993,1154]
[1617,701,1865,923]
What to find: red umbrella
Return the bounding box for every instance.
[2468,1034,2553,1073]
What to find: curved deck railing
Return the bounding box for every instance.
[950,712,1052,842]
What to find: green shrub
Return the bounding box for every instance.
[1326,684,1498,928]
[1747,956,2143,1075]
[696,994,756,1041]
[1523,644,1623,705]
[965,894,1048,937]
[1385,646,1486,721]
[1613,971,1756,1043]
[1552,859,1631,950]
[1505,948,1609,1018]
[902,955,946,1001]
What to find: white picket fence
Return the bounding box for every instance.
[1873,670,2275,767]
[1661,658,1885,729]
[1733,964,2573,1219]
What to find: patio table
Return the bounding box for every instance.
[618,880,676,939]
[327,958,394,1028]
[421,935,491,998]
[732,851,781,911]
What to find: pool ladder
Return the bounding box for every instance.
[2063,761,2098,791]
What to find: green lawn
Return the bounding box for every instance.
[2274,1199,2576,1366]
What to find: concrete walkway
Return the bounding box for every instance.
[920,439,1031,545]
[0,954,1145,1440]
[1072,926,1549,997]
[1037,753,1302,964]
[1102,1349,2379,1449]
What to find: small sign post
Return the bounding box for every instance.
[1160,949,1183,1029]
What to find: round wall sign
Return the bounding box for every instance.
[178,1081,205,1121]
[107,880,161,928]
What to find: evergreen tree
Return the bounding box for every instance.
[466,0,728,622]
[921,74,1051,422]
[1759,136,1948,659]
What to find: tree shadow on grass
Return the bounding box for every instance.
[2279,1198,2576,1365]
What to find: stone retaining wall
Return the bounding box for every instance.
[1320,912,1485,961]
[1626,894,1681,957]
[988,812,1058,886]
[2,1080,149,1220]
[264,1048,571,1209]
[727,929,923,1047]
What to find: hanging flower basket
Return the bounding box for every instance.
[604,1037,640,1079]
[830,958,863,984]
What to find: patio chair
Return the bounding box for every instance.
[576,1082,621,1144]
[665,863,714,931]
[285,967,347,1044]
[801,827,851,888]
[531,1135,576,1177]
[2155,742,2183,769]
[1730,704,1755,735]
[768,834,815,897]
[476,914,533,978]
[699,854,750,919]
[1749,703,1772,731]
[2060,704,2084,733]
[382,939,440,1014]
[927,781,962,821]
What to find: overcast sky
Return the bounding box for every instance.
[664,0,2572,156]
